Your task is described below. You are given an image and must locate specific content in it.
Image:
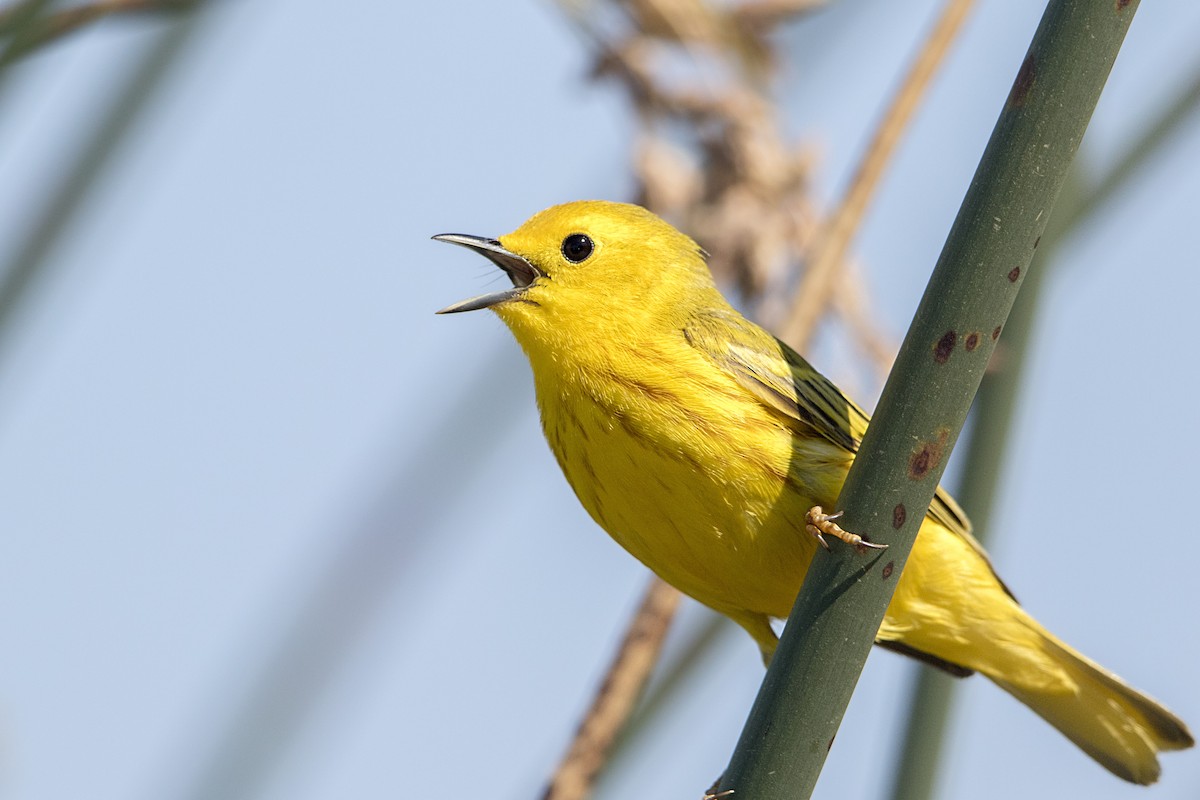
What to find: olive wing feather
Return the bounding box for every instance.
[682,307,1010,597]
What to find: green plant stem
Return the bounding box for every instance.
[717,2,1139,797]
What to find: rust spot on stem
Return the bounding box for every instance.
[910,448,933,480]
[965,332,980,352]
[908,429,949,481]
[1116,0,1132,10]
[1008,266,1021,283]
[892,504,906,529]
[882,561,895,580]
[933,330,956,364]
[992,325,1002,341]
[1007,54,1036,108]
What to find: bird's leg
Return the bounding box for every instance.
[805,506,888,554]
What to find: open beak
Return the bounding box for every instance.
[433,234,543,314]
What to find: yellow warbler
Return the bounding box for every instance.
[435,200,1192,783]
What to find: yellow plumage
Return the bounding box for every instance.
[436,200,1192,783]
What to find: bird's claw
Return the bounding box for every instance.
[805,506,888,555]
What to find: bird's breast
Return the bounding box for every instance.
[529,349,836,617]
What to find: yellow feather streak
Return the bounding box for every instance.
[450,200,1191,783]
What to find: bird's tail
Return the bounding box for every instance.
[989,621,1193,785]
[880,520,1193,784]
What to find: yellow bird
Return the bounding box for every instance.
[435,200,1192,783]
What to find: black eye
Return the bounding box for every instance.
[561,233,594,263]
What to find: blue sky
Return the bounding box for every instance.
[0,1,1197,799]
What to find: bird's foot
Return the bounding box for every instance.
[805,506,888,555]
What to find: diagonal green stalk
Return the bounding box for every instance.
[717,2,1139,797]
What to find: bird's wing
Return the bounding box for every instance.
[684,306,864,454]
[682,307,1002,583]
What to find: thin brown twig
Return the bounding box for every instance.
[778,0,976,348]
[0,0,194,61]
[542,577,681,800]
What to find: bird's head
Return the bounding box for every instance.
[435,201,721,351]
